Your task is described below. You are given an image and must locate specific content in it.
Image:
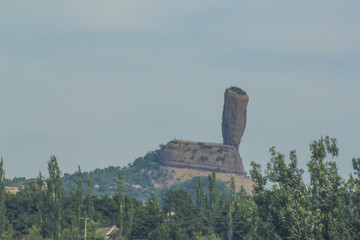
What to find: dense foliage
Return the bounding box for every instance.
[1,136,360,240]
[62,149,165,201]
[7,147,229,203]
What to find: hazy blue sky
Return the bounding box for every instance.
[1,1,359,179]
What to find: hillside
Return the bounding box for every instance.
[6,145,253,202]
[6,87,254,202]
[61,146,253,202]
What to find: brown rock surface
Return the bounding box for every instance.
[153,166,253,194]
[222,87,249,149]
[158,140,246,175]
[158,87,248,176]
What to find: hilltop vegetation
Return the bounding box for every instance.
[227,86,247,95]
[1,136,360,240]
[6,147,231,203]
[61,148,168,200]
[5,177,33,188]
[61,148,230,202]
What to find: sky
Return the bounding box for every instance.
[1,1,359,180]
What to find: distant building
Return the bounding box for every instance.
[5,186,20,194]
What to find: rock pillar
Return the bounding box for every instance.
[222,87,249,150]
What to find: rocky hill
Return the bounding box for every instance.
[62,87,253,201]
[61,147,253,202]
[158,140,245,175]
[158,86,248,175]
[6,147,253,203]
[76,86,253,201]
[6,87,254,202]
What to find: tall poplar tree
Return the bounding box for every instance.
[196,177,207,212]
[228,175,236,240]
[126,200,134,238]
[35,171,46,238]
[117,170,124,235]
[146,193,161,233]
[208,172,218,210]
[75,166,83,240]
[47,156,64,240]
[0,158,5,235]
[84,178,94,219]
[208,172,218,228]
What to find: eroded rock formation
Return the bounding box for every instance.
[158,140,246,175]
[158,87,248,175]
[222,87,249,149]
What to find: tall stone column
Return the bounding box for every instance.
[222,87,249,150]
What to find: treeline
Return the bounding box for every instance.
[61,149,164,200]
[0,136,360,240]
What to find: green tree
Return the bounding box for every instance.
[61,228,77,240]
[232,191,257,239]
[307,136,343,240]
[21,225,42,240]
[145,193,161,233]
[4,188,38,238]
[215,190,229,239]
[148,222,171,240]
[126,200,133,238]
[149,222,188,240]
[208,172,218,210]
[130,199,147,239]
[75,166,83,240]
[345,157,360,239]
[228,175,236,240]
[34,172,46,238]
[0,224,15,240]
[0,158,6,235]
[193,232,221,240]
[196,177,207,212]
[249,147,324,240]
[84,178,94,219]
[162,189,206,239]
[93,195,118,226]
[208,172,219,230]
[87,220,101,240]
[117,170,124,235]
[47,156,64,240]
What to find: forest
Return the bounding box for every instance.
[0,136,360,240]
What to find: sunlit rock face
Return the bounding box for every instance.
[158,140,246,175]
[158,87,248,176]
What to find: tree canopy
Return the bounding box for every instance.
[1,136,360,240]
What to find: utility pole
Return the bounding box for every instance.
[81,217,90,240]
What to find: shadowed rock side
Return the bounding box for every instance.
[222,87,249,149]
[158,140,246,175]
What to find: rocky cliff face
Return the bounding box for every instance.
[158,87,248,175]
[158,140,246,175]
[222,87,249,149]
